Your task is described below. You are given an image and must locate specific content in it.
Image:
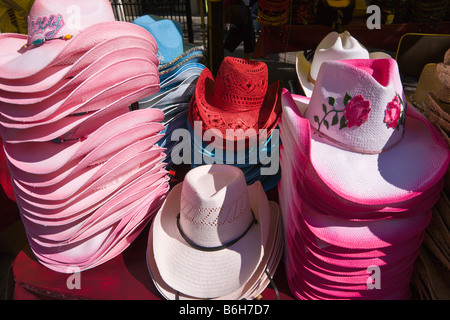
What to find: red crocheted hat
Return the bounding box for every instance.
[188,57,281,143]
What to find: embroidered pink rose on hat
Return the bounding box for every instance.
[314,92,371,132]
[343,94,371,128]
[384,95,406,130]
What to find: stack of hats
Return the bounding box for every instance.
[133,15,206,166]
[146,164,283,300]
[422,49,450,148]
[187,57,282,191]
[278,58,450,299]
[0,0,170,273]
[410,49,450,299]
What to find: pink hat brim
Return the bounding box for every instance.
[0,21,157,80]
[0,35,158,93]
[281,89,450,205]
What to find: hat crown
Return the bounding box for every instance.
[310,31,369,80]
[213,57,269,111]
[179,165,254,249]
[133,16,183,65]
[27,0,115,46]
[305,58,406,153]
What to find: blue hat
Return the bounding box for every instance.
[133,15,205,68]
[133,15,184,65]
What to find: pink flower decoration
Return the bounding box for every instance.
[343,94,371,128]
[384,96,402,129]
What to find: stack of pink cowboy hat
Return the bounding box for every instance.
[278,58,450,299]
[0,0,170,273]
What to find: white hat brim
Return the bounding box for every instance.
[295,51,314,98]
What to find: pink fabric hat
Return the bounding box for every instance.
[282,59,450,205]
[13,138,164,201]
[0,35,157,94]
[27,180,169,273]
[0,46,158,106]
[4,108,164,177]
[26,177,169,246]
[149,164,279,299]
[0,73,159,144]
[0,0,157,80]
[13,145,166,204]
[0,59,159,123]
[18,162,168,223]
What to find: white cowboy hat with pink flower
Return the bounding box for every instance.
[286,58,450,204]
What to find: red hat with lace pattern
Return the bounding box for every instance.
[188,57,281,145]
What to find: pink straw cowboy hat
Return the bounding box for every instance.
[296,31,391,97]
[0,58,159,123]
[0,73,159,144]
[25,176,169,247]
[285,59,449,205]
[0,0,158,80]
[13,144,166,204]
[0,45,158,106]
[24,172,169,243]
[26,180,169,273]
[17,162,168,222]
[4,108,165,176]
[12,137,164,201]
[149,164,279,299]
[0,34,157,94]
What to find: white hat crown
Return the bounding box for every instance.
[179,165,254,249]
[310,31,370,80]
[304,58,407,154]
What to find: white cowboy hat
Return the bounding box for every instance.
[296,31,391,97]
[148,164,279,299]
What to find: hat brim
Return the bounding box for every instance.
[26,177,169,246]
[281,89,450,205]
[296,52,314,98]
[158,45,206,74]
[22,170,168,243]
[150,180,274,298]
[5,109,164,176]
[13,143,165,201]
[0,58,159,122]
[17,163,168,221]
[0,21,157,80]
[27,180,169,273]
[0,74,160,144]
[0,36,158,94]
